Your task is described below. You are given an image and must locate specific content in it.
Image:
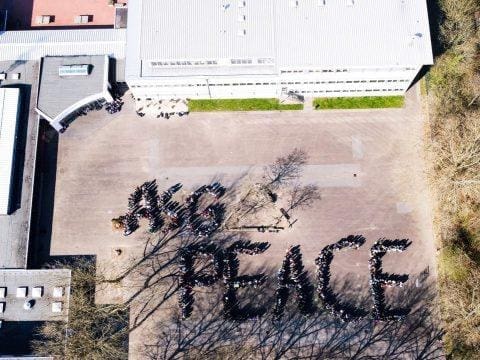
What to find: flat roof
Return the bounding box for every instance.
[0,88,20,215]
[126,0,433,79]
[0,29,126,61]
[0,269,71,321]
[37,55,108,120]
[0,61,40,270]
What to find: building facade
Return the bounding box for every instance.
[125,0,433,100]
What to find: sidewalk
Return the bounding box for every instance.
[303,97,314,112]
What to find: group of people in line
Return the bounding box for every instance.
[178,240,270,320]
[369,239,411,321]
[316,235,367,323]
[274,245,314,319]
[122,180,225,238]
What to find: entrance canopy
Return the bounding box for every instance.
[36,55,113,131]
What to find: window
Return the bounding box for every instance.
[150,60,218,67]
[36,15,53,24]
[258,58,274,65]
[231,59,253,65]
[74,15,92,24]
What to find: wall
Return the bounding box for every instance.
[127,66,421,100]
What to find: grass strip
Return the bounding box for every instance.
[189,98,303,112]
[313,96,404,110]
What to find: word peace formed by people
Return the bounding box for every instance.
[178,236,411,323]
[117,180,411,323]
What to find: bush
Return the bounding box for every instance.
[438,246,471,282]
[428,51,475,116]
[439,0,477,49]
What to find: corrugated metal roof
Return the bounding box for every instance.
[126,0,433,79]
[274,0,432,68]
[0,29,126,61]
[0,88,20,215]
[140,0,275,61]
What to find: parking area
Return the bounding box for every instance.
[50,85,435,280]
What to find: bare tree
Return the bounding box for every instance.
[439,269,480,352]
[426,1,480,354]
[264,148,308,188]
[31,259,129,359]
[225,149,312,228]
[286,183,321,212]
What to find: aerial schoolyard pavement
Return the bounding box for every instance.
[50,87,437,356]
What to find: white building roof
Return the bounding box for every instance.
[0,88,20,215]
[126,0,433,80]
[0,29,126,61]
[0,269,71,321]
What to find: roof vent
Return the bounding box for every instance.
[237,29,246,36]
[238,1,245,8]
[318,0,326,5]
[289,0,299,7]
[238,15,246,22]
[347,0,354,6]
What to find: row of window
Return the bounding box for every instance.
[150,58,275,68]
[130,82,277,88]
[280,79,410,85]
[150,60,218,67]
[231,59,253,65]
[130,79,409,88]
[281,69,348,73]
[281,67,418,74]
[291,88,405,94]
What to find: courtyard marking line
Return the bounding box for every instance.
[149,164,361,188]
[351,136,364,159]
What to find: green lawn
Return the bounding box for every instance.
[188,98,303,112]
[313,96,405,110]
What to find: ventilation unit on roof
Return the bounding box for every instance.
[238,14,246,22]
[237,29,246,36]
[289,0,299,7]
[318,0,326,5]
[347,0,354,6]
[238,1,245,7]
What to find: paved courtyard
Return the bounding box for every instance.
[51,87,435,274]
[49,87,437,356]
